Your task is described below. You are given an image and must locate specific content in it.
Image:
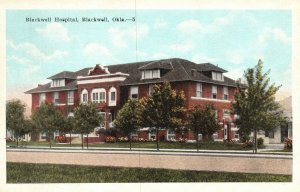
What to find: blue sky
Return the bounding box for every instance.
[6,10,292,101]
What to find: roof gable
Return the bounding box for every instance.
[88,64,110,76]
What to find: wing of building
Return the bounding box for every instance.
[25,58,239,142]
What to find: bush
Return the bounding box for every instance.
[284,138,292,150]
[105,136,116,143]
[243,140,253,148]
[257,138,264,148]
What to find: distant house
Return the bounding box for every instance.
[25,58,239,142]
[255,96,292,144]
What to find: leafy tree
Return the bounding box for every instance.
[31,102,64,148]
[137,82,186,150]
[59,117,75,145]
[114,99,139,150]
[6,99,26,146]
[232,59,285,153]
[19,119,34,146]
[187,104,221,151]
[73,103,102,149]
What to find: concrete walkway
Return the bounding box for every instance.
[6,148,292,175]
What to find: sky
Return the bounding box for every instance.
[6,10,292,111]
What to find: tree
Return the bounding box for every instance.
[113,99,139,150]
[59,117,75,145]
[73,103,101,149]
[6,99,26,147]
[137,82,186,150]
[19,119,34,146]
[31,102,65,148]
[187,104,221,152]
[231,59,285,153]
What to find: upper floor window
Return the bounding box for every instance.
[141,69,160,79]
[81,89,88,103]
[91,88,106,103]
[212,72,224,81]
[196,83,202,97]
[53,92,59,105]
[51,79,65,87]
[149,84,154,96]
[223,86,228,100]
[67,91,74,104]
[130,86,138,100]
[109,87,117,106]
[212,85,217,99]
[39,93,45,105]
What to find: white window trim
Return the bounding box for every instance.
[51,79,65,87]
[109,87,117,106]
[212,72,224,81]
[91,88,106,103]
[67,91,74,105]
[39,93,46,105]
[130,86,139,100]
[81,89,88,103]
[141,69,160,80]
[196,83,202,97]
[212,85,217,99]
[223,86,228,100]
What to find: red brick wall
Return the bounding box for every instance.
[32,93,39,110]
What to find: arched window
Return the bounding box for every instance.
[109,87,117,106]
[81,89,88,103]
[91,88,106,103]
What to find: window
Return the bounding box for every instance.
[196,83,202,97]
[212,72,224,81]
[212,85,217,99]
[111,92,116,101]
[223,86,228,100]
[142,70,160,79]
[130,86,138,100]
[39,93,45,105]
[149,84,154,95]
[92,92,99,103]
[234,131,239,139]
[91,88,106,103]
[51,79,65,87]
[99,92,106,103]
[109,87,117,106]
[81,89,88,103]
[53,92,59,105]
[67,91,74,104]
[223,109,231,118]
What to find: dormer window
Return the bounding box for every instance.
[212,72,224,81]
[141,69,160,79]
[51,79,65,87]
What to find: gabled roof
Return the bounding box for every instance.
[47,71,77,79]
[197,63,228,73]
[138,59,174,70]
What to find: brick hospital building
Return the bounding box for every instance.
[26,58,239,142]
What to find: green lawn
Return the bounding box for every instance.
[7,162,291,183]
[6,140,251,151]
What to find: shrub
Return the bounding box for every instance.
[56,135,66,143]
[284,138,292,150]
[105,136,116,143]
[117,137,128,142]
[257,138,264,148]
[243,140,253,148]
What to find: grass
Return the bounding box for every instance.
[7,162,291,183]
[6,140,251,151]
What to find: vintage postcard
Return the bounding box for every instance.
[1,0,299,192]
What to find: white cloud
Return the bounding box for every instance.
[191,53,217,63]
[177,19,203,34]
[108,24,149,48]
[258,27,291,47]
[7,41,68,61]
[83,43,112,58]
[169,43,193,52]
[154,21,167,29]
[151,52,168,59]
[226,68,244,81]
[35,23,71,42]
[135,50,148,58]
[226,51,245,65]
[7,56,41,76]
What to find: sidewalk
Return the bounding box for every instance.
[6,147,292,158]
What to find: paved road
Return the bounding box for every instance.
[6,149,292,175]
